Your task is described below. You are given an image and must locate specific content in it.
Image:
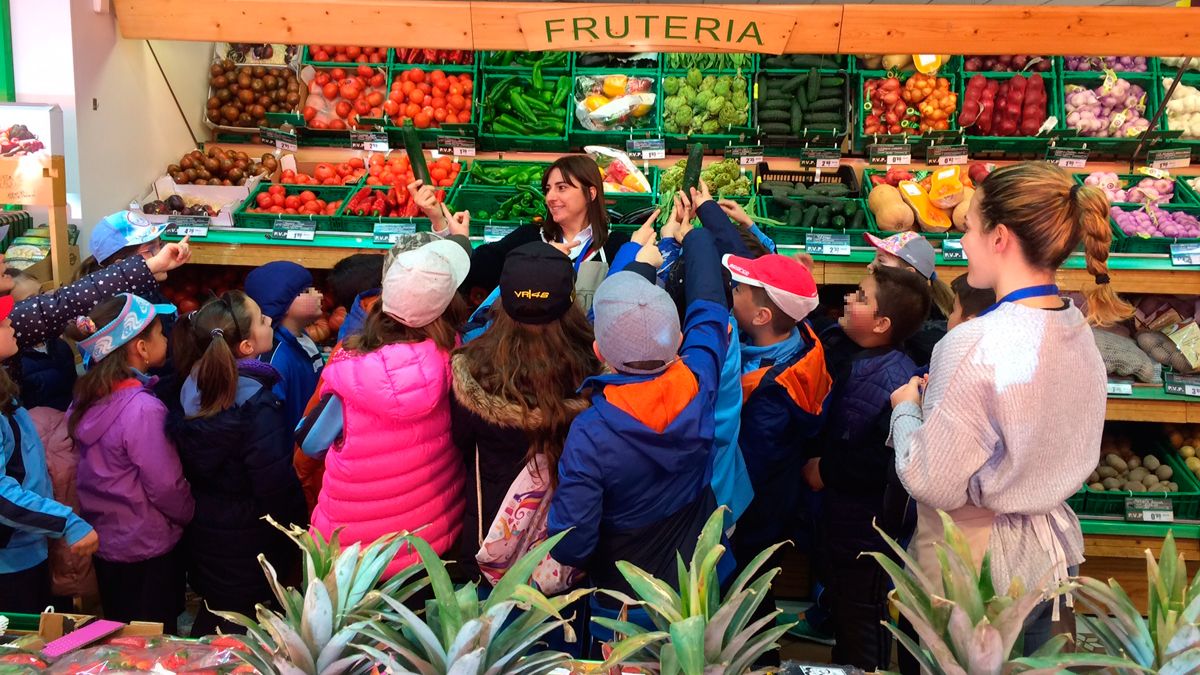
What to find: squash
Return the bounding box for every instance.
[881,54,913,71]
[868,184,916,232]
[928,166,966,210]
[898,180,952,233]
[952,187,974,232]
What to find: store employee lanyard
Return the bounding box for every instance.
[977,284,1060,318]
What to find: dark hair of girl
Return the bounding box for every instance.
[172,290,257,418]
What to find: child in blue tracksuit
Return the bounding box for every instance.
[0,295,97,611]
[547,207,731,650]
[244,261,325,433]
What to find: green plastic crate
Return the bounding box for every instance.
[388,48,477,68]
[1073,442,1200,520]
[334,184,436,234]
[481,51,572,74]
[603,166,658,217]
[1059,70,1163,157]
[753,69,851,152]
[1110,202,1200,254]
[461,160,551,191]
[478,73,570,152]
[758,194,875,246]
[1155,71,1200,158]
[860,168,964,247]
[854,69,964,154]
[450,187,545,235]
[574,55,663,78]
[662,53,757,73]
[300,45,391,69]
[568,73,662,150]
[1057,55,1158,79]
[962,70,1063,157]
[660,68,756,151]
[758,54,848,73]
[233,183,353,231]
[849,55,962,76]
[382,63,479,146]
[756,162,861,197]
[1072,171,1198,206]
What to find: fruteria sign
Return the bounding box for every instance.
[518,7,796,54]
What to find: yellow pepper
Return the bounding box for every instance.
[602,75,628,98]
[584,94,611,112]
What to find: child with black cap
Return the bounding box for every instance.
[244,261,325,432]
[547,201,732,647]
[453,242,602,588]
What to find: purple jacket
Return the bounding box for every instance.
[72,380,193,562]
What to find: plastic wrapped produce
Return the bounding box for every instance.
[1064,76,1152,138]
[1112,204,1200,239]
[1064,56,1149,72]
[1084,172,1176,205]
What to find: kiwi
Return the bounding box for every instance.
[1157,465,1174,480]
[1106,454,1128,471]
[1128,456,1142,470]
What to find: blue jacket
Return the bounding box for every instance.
[262,326,324,434]
[18,338,77,412]
[548,228,733,596]
[0,407,92,573]
[338,289,379,343]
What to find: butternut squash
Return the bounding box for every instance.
[899,180,952,233]
[952,187,974,232]
[868,184,916,232]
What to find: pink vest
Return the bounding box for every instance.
[312,340,464,576]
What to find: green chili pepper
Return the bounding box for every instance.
[552,75,572,108]
[532,61,544,91]
[509,91,538,124]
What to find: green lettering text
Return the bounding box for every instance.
[573,16,599,41]
[737,21,763,45]
[545,18,566,43]
[635,15,655,38]
[664,15,687,40]
[694,16,721,42]
[605,15,630,40]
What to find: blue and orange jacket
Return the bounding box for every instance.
[547,228,733,597]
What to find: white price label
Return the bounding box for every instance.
[1107,382,1133,396]
[1057,158,1086,169]
[1186,384,1200,397]
[1144,510,1175,522]
[452,145,476,157]
[886,153,912,166]
[738,154,764,166]
[815,157,840,169]
[642,148,666,160]
[174,225,209,238]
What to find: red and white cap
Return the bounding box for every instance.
[722,253,819,322]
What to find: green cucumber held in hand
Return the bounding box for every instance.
[401,122,431,186]
[683,143,704,194]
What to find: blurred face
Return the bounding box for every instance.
[9,276,40,302]
[962,188,1001,291]
[240,298,275,358]
[839,275,887,345]
[134,319,169,369]
[288,287,324,325]
[544,168,595,231]
[0,319,15,360]
[138,239,167,281]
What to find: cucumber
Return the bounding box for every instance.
[763,56,791,68]
[789,55,841,69]
[819,77,845,87]
[760,122,792,135]
[683,143,704,193]
[851,209,867,229]
[843,201,861,217]
[816,87,843,99]
[758,110,791,123]
[760,180,795,193]
[816,206,832,228]
[790,100,803,135]
[800,205,818,229]
[809,184,850,197]
[762,99,792,111]
[402,122,431,186]
[832,215,847,229]
[806,112,843,123]
[780,74,808,94]
[800,195,841,206]
[809,99,843,113]
[787,205,803,228]
[806,68,820,104]
[796,85,810,112]
[772,194,802,210]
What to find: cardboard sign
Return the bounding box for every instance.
[518,7,796,54]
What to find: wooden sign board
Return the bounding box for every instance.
[517,5,797,54]
[0,155,66,207]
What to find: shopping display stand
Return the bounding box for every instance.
[113,0,1200,611]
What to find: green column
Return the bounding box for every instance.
[0,0,14,103]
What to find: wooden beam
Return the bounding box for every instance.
[839,5,1200,57]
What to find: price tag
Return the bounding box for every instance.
[1164,372,1200,397]
[942,239,967,261]
[798,148,842,170]
[164,215,210,239]
[1125,497,1174,523]
[1170,242,1200,267]
[867,143,911,166]
[1148,148,1192,171]
[271,219,316,242]
[1107,381,1133,396]
[484,225,517,243]
[926,144,969,167]
[725,146,764,166]
[350,130,389,151]
[626,138,666,161]
[1046,146,1089,169]
[437,136,477,157]
[795,667,849,675]
[372,222,417,245]
[805,233,851,256]
[259,126,298,152]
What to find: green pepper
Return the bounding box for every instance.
[494,114,531,135]
[497,51,514,66]
[523,95,551,114]
[509,90,538,124]
[552,75,571,108]
[532,61,544,91]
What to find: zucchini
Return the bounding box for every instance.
[762,99,792,111]
[819,77,845,87]
[402,122,431,186]
[790,100,803,135]
[809,99,843,113]
[832,215,847,229]
[809,184,851,197]
[816,206,832,228]
[800,204,818,229]
[758,110,791,123]
[774,194,801,210]
[760,122,792,135]
[780,74,808,94]
[806,112,844,123]
[789,55,841,69]
[787,205,803,228]
[683,143,704,193]
[806,68,820,104]
[851,209,867,229]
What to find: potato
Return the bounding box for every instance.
[1143,473,1160,487]
[1124,482,1148,492]
[1182,445,1196,459]
[1146,482,1163,492]
[1186,456,1200,472]
[1089,482,1106,491]
[1097,466,1119,479]
[1088,470,1100,484]
[1102,477,1123,490]
[1106,454,1129,471]
[868,184,916,232]
[1157,465,1174,480]
[1143,455,1161,471]
[1128,456,1142,470]
[1129,467,1149,483]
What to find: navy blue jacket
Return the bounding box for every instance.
[18,338,76,412]
[262,326,323,434]
[547,228,733,596]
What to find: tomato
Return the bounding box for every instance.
[408,68,426,84]
[331,67,347,81]
[383,100,401,117]
[308,118,328,129]
[444,112,458,125]
[430,167,448,182]
[256,193,273,208]
[413,112,432,129]
[462,79,473,94]
[356,64,373,78]
[329,118,347,130]
[268,184,285,196]
[284,195,302,209]
[418,82,432,95]
[370,73,386,88]
[423,95,432,107]
[322,82,340,100]
[431,97,446,110]
[333,101,351,119]
[431,69,446,81]
[313,50,330,61]
[340,83,361,100]
[447,94,466,111]
[366,91,385,107]
[447,83,463,98]
[351,98,369,115]
[314,163,336,181]
[270,193,285,207]
[366,176,381,185]
[433,108,447,123]
[315,72,331,86]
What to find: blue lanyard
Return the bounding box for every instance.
[977,284,1060,317]
[571,238,594,273]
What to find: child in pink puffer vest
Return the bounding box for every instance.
[307,239,469,576]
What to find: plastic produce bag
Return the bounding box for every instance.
[46,636,252,674]
[574,75,656,131]
[585,146,652,194]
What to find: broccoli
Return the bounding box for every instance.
[701,75,717,91]
[706,96,726,115]
[701,119,720,135]
[686,68,703,88]
[678,84,697,105]
[694,90,713,110]
[675,105,694,128]
[663,77,679,96]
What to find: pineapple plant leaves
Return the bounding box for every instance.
[600,507,794,674]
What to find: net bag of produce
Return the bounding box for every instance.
[1094,328,1162,383]
[586,145,652,194]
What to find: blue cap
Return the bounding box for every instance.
[89,211,166,264]
[244,261,314,325]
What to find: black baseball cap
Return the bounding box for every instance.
[499,242,576,325]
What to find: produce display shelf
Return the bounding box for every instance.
[162,228,393,269]
[752,69,852,154]
[1059,70,1163,158]
[961,70,1063,158]
[1081,520,1200,539]
[853,68,964,154]
[1109,202,1200,254]
[1072,171,1200,207]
